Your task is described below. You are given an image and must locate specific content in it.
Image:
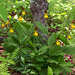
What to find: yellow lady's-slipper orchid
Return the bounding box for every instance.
[61,13,66,15]
[71,23,75,28]
[1,23,5,27]
[56,40,60,45]
[22,11,25,16]
[34,31,38,36]
[15,1,18,3]
[9,28,14,33]
[68,35,72,39]
[6,21,10,25]
[19,16,23,22]
[44,13,48,19]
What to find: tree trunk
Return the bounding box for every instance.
[30,0,49,39]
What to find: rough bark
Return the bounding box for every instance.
[30,0,49,39]
[30,0,48,26]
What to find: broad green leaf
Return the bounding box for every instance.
[63,44,75,55]
[0,0,4,3]
[22,47,32,53]
[21,56,25,65]
[36,65,41,71]
[15,3,25,8]
[12,36,20,46]
[21,71,26,74]
[53,68,62,75]
[48,66,53,75]
[53,52,64,56]
[26,22,34,27]
[36,56,44,62]
[59,36,69,45]
[25,64,36,69]
[0,4,8,22]
[16,67,24,71]
[48,33,56,46]
[20,36,27,44]
[38,46,49,55]
[49,44,61,56]
[65,67,72,73]
[5,42,18,47]
[36,22,48,34]
[36,36,44,44]
[21,22,31,29]
[46,59,58,64]
[30,70,37,74]
[40,69,47,75]
[28,40,36,49]
[20,62,24,68]
[59,62,73,67]
[35,43,42,48]
[13,22,24,39]
[4,44,16,53]
[17,9,22,17]
[30,53,35,59]
[12,0,16,2]
[27,69,31,72]
[63,70,67,75]
[28,26,34,36]
[39,32,47,42]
